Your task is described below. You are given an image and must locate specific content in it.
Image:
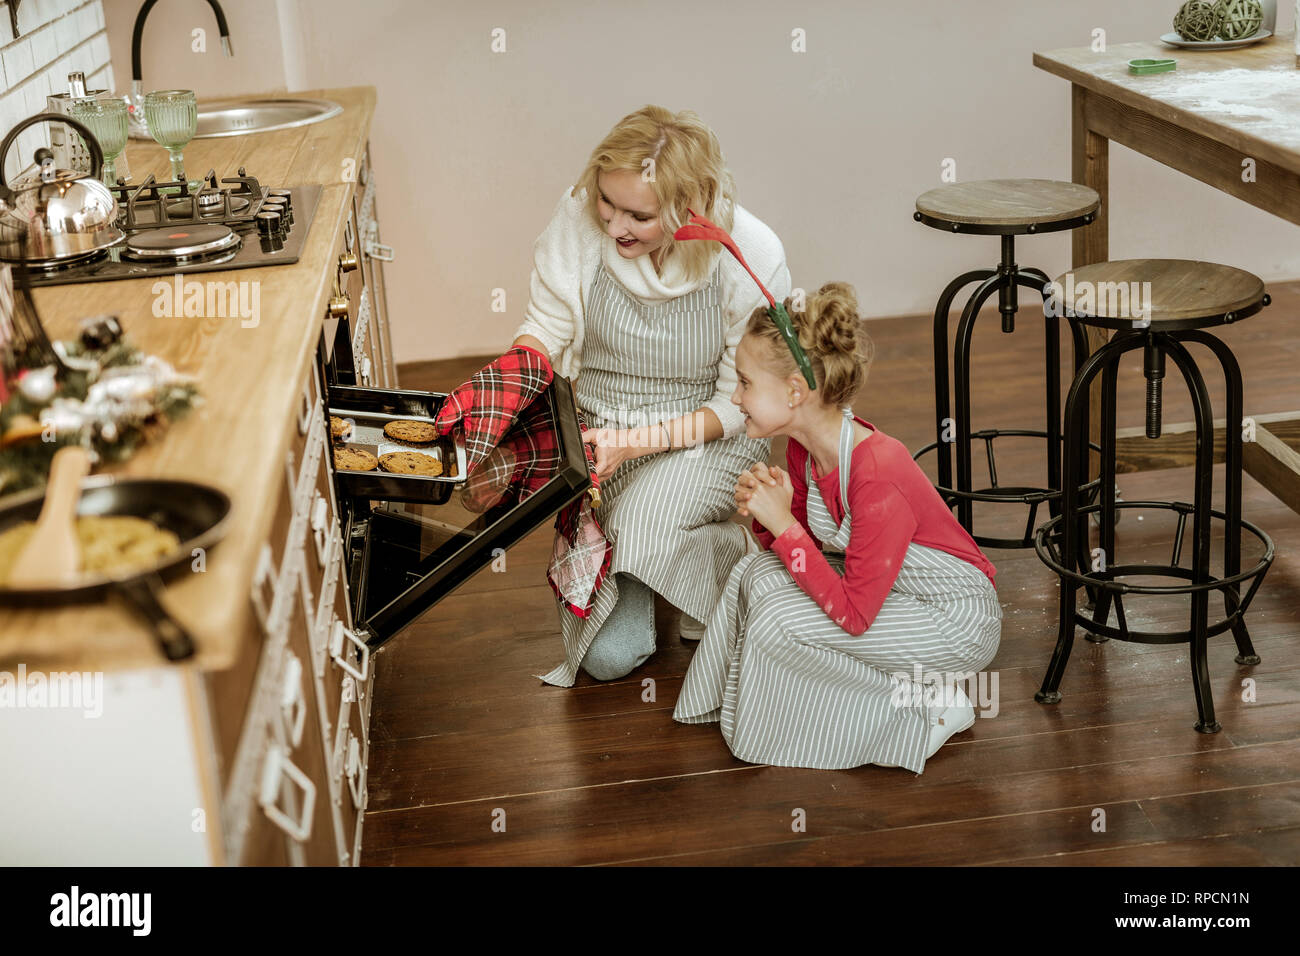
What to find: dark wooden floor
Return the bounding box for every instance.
[359,282,1300,866]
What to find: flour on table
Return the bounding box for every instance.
[1130,65,1300,145]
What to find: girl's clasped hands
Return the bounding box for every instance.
[734,462,795,535]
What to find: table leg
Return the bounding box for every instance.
[1071,84,1109,482]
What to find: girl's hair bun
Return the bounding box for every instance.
[747,281,874,407]
[805,281,862,357]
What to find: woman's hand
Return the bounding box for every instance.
[581,427,642,481]
[735,463,796,536]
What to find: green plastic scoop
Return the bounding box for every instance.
[1129,58,1176,75]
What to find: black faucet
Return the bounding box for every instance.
[130,0,234,118]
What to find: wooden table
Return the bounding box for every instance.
[1034,32,1300,513]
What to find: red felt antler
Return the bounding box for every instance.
[674,208,776,308]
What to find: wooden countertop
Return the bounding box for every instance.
[0,86,376,674]
[1034,32,1300,173]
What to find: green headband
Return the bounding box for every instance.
[672,209,817,390]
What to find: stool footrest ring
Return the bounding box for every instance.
[913,427,1102,549]
[1033,500,1274,646]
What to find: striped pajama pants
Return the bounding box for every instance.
[674,541,1002,773]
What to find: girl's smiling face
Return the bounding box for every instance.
[732,333,798,438]
[596,169,666,261]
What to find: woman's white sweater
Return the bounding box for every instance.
[513,184,792,439]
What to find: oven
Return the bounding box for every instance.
[315,334,590,651]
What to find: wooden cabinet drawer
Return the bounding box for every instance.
[276,559,340,866]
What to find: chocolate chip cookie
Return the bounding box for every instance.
[330,416,353,441]
[383,419,439,444]
[379,451,443,476]
[334,447,378,472]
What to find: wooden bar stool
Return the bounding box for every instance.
[912,179,1102,549]
[1033,259,1275,733]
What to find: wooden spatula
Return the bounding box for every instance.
[9,445,90,588]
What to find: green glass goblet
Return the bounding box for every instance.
[67,95,129,187]
[143,89,197,185]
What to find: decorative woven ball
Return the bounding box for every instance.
[1173,0,1222,40]
[1214,0,1263,39]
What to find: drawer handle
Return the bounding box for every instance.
[310,493,331,566]
[345,733,365,808]
[329,620,370,682]
[364,239,394,262]
[297,379,313,435]
[251,543,276,632]
[332,675,356,776]
[280,653,307,749]
[258,743,316,842]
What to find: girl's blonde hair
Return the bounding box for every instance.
[746,281,875,408]
[572,105,735,286]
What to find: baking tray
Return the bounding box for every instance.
[327,385,468,504]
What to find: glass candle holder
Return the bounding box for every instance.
[67,94,129,187]
[143,90,197,184]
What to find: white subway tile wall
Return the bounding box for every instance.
[0,0,112,183]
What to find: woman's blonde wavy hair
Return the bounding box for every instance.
[572,105,736,286]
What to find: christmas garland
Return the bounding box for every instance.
[0,334,200,496]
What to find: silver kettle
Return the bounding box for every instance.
[0,112,125,263]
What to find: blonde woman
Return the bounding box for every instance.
[503,105,791,685]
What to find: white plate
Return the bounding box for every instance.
[1159,29,1272,50]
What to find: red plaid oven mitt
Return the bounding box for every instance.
[433,345,554,472]
[459,396,564,513]
[547,410,609,618]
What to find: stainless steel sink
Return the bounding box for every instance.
[192,98,342,138]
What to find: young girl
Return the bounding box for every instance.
[673,282,1002,773]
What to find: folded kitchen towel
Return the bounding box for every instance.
[547,409,609,617]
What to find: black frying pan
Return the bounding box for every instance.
[0,477,232,661]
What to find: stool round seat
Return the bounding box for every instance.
[1051,259,1268,331]
[915,179,1100,235]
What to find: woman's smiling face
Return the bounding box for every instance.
[732,333,794,439]
[596,169,665,260]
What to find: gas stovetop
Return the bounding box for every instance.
[11,169,321,289]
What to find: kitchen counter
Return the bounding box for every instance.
[0,85,377,674]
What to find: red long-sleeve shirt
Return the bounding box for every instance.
[751,417,996,636]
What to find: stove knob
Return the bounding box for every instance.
[256,211,282,237]
[338,252,359,273]
[264,199,292,228]
[328,293,350,319]
[269,188,292,210]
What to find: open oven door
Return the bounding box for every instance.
[330,375,590,651]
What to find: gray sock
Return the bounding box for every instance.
[580,573,656,681]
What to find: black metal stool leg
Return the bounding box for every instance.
[1036,336,1126,703]
[1086,349,1122,638]
[1164,338,1220,733]
[953,273,1006,531]
[1177,329,1260,666]
[932,269,996,498]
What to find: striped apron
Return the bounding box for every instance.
[673,408,1002,772]
[537,260,771,687]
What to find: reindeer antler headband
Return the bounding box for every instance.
[673,209,816,391]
